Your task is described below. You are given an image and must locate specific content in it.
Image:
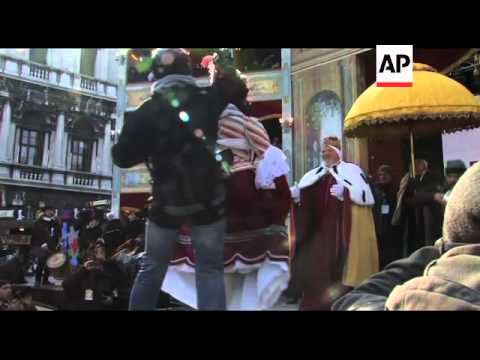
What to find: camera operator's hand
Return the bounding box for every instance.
[84,260,96,271]
[434,192,446,205]
[102,295,113,305]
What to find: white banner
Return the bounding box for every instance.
[0,210,15,218]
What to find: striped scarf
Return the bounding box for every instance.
[218,104,271,173]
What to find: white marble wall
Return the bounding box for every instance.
[1,48,119,85]
[106,49,120,84]
[46,48,81,74]
[94,49,110,82]
[442,128,480,168]
[0,48,29,60]
[45,48,119,84]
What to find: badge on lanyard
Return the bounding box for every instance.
[381,204,390,215]
[85,289,94,301]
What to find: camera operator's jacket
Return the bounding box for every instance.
[112,75,228,228]
[332,240,480,311]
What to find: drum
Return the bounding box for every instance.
[46,252,69,280]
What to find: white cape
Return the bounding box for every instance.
[292,161,374,206]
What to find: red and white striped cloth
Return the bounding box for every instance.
[218,104,271,173]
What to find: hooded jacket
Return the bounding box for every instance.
[112,75,228,228]
[386,244,480,310]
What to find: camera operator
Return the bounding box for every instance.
[112,48,229,311]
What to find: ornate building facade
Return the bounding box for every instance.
[0,49,119,219]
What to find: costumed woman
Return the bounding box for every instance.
[162,52,292,310]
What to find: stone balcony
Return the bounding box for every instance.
[0,54,117,100]
[0,162,112,195]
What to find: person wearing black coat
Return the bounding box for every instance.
[75,209,103,262]
[30,206,61,286]
[392,159,444,255]
[102,213,125,258]
[112,48,230,311]
[372,165,403,269]
[62,241,129,310]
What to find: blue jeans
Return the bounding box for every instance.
[129,219,227,311]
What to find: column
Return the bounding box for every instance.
[91,140,97,173]
[0,100,11,162]
[102,120,112,176]
[96,138,104,174]
[281,49,294,184]
[53,112,65,169]
[42,132,49,167]
[64,134,70,170]
[6,121,15,162]
[47,131,56,168]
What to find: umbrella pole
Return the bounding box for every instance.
[410,131,416,178]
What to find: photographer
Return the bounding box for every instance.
[112,48,229,311]
[62,241,129,310]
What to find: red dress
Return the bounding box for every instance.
[226,169,291,233]
[163,105,292,309]
[171,171,292,267]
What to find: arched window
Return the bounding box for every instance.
[16,111,48,166]
[69,119,95,172]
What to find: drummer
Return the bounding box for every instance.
[31,205,62,287]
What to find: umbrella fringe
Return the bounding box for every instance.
[345,109,480,138]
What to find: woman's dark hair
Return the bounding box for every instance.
[213,70,250,114]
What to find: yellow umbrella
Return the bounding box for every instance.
[345,63,480,176]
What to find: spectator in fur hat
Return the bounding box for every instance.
[333,162,480,311]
